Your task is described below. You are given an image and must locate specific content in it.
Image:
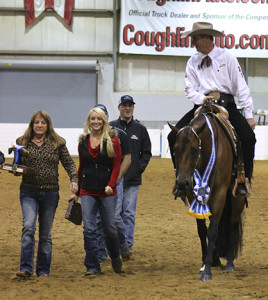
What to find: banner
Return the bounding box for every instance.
[24,0,73,27]
[119,0,268,58]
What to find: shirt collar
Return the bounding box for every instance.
[199,45,217,61]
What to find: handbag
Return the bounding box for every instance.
[65,198,82,225]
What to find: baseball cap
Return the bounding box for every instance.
[119,95,135,105]
[94,104,108,115]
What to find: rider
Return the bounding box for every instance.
[168,22,256,196]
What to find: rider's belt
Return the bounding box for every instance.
[207,92,234,108]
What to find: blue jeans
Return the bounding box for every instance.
[81,194,120,272]
[96,179,126,257]
[115,178,128,250]
[96,212,108,260]
[121,185,140,248]
[19,190,59,276]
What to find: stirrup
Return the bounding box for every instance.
[232,177,251,197]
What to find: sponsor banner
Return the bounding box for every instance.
[119,0,268,58]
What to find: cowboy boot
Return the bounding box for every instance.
[233,162,250,197]
[232,140,250,197]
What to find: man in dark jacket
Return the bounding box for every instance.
[110,95,152,257]
[0,151,5,165]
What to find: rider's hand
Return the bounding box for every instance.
[247,118,256,130]
[203,96,214,105]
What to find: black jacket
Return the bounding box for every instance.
[0,151,5,165]
[109,117,151,186]
[79,135,113,191]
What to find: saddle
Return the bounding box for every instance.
[194,102,229,120]
[194,104,236,154]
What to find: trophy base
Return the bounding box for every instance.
[2,163,35,174]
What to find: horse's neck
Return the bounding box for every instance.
[192,114,208,135]
[195,115,215,171]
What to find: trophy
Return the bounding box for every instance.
[2,145,35,174]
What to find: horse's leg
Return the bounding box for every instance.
[212,247,221,267]
[225,221,238,271]
[197,218,221,274]
[200,217,219,281]
[196,219,207,273]
[225,195,245,271]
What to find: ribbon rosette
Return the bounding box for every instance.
[193,182,210,204]
[188,170,212,219]
[188,114,215,219]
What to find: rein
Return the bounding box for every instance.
[189,127,201,171]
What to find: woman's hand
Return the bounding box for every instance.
[70,182,78,194]
[69,193,79,203]
[9,171,22,176]
[105,186,113,195]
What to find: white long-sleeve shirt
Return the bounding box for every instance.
[184,46,254,119]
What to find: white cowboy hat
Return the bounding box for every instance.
[181,22,224,38]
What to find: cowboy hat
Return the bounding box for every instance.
[181,22,224,38]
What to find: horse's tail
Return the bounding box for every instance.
[217,191,243,259]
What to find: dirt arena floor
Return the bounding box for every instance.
[0,157,267,300]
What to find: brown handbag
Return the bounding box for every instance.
[65,198,82,225]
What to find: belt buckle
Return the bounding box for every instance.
[208,91,220,101]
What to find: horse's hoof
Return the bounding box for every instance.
[200,273,212,281]
[225,262,234,271]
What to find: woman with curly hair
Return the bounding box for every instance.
[16,110,78,278]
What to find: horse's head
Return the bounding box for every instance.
[170,123,202,199]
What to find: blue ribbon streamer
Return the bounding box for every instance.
[14,145,24,164]
[188,115,216,219]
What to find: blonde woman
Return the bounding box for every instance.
[75,107,122,276]
[16,110,78,278]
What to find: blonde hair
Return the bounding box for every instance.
[80,107,115,158]
[17,110,65,150]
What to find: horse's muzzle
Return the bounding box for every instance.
[172,188,187,199]
[173,179,192,198]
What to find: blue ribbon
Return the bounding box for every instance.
[14,145,24,164]
[188,115,216,219]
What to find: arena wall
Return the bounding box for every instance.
[0,123,267,160]
[0,0,267,159]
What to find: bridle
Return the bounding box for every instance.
[176,125,202,175]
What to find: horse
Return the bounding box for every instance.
[169,105,246,281]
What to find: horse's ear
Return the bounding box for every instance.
[168,122,179,133]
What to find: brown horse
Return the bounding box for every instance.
[169,108,246,281]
